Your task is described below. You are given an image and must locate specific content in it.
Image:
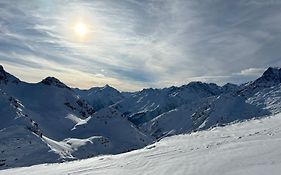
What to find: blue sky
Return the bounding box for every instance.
[0,0,281,91]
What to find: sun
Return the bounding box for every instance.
[66,17,93,42]
[74,22,88,38]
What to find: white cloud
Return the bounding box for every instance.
[238,68,265,76]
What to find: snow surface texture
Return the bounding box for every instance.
[1,65,281,170]
[2,113,281,175]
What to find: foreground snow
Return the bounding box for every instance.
[2,113,281,175]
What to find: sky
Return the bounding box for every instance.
[0,0,281,91]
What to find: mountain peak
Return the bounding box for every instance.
[101,84,119,92]
[0,65,20,84]
[262,67,280,78]
[0,65,5,75]
[41,77,70,89]
[254,67,281,85]
[103,84,115,89]
[0,65,7,83]
[102,84,112,89]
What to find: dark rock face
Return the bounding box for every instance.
[0,65,8,84]
[254,67,281,84]
[0,65,20,84]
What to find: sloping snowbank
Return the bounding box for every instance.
[2,113,281,175]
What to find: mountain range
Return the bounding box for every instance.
[0,65,281,170]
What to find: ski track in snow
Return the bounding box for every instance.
[1,113,281,175]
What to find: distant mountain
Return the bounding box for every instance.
[1,65,281,170]
[140,67,281,139]
[112,81,236,126]
[74,84,124,111]
[221,83,240,93]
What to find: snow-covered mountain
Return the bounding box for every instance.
[112,82,225,125]
[140,67,281,139]
[1,65,281,170]
[0,65,20,84]
[74,84,124,111]
[0,65,151,170]
[2,112,281,175]
[0,74,95,140]
[0,89,60,169]
[140,93,270,139]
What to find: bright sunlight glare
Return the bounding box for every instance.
[74,22,88,37]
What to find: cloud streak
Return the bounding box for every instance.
[0,0,280,91]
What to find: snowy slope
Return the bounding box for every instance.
[113,82,224,125]
[0,76,95,140]
[71,107,152,152]
[139,67,281,139]
[141,93,270,139]
[0,66,152,169]
[247,84,281,114]
[2,113,281,175]
[0,89,59,169]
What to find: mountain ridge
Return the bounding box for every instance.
[2,64,280,93]
[1,65,281,170]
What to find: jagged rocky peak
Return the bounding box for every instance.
[101,84,119,92]
[0,65,20,84]
[182,81,221,95]
[0,65,6,79]
[237,67,281,96]
[185,81,216,88]
[140,87,159,94]
[260,67,280,81]
[0,65,4,71]
[86,84,119,93]
[41,77,70,89]
[254,67,281,85]
[104,84,111,88]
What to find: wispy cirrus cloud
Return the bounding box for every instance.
[0,0,281,91]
